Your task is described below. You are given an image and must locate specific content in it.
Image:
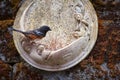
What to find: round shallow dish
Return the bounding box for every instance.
[13,0,98,71]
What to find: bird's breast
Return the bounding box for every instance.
[25,34,44,40]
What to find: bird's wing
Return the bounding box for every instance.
[33,30,45,36]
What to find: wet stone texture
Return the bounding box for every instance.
[0,0,120,80]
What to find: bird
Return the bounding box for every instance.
[9,26,51,40]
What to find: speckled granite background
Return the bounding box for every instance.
[0,0,120,80]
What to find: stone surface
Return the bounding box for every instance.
[0,0,120,80]
[0,20,21,63]
[0,60,12,80]
[13,62,43,80]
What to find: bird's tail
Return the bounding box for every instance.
[8,26,25,34]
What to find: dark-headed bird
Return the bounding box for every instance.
[9,26,51,40]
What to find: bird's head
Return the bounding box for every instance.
[39,25,51,32]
